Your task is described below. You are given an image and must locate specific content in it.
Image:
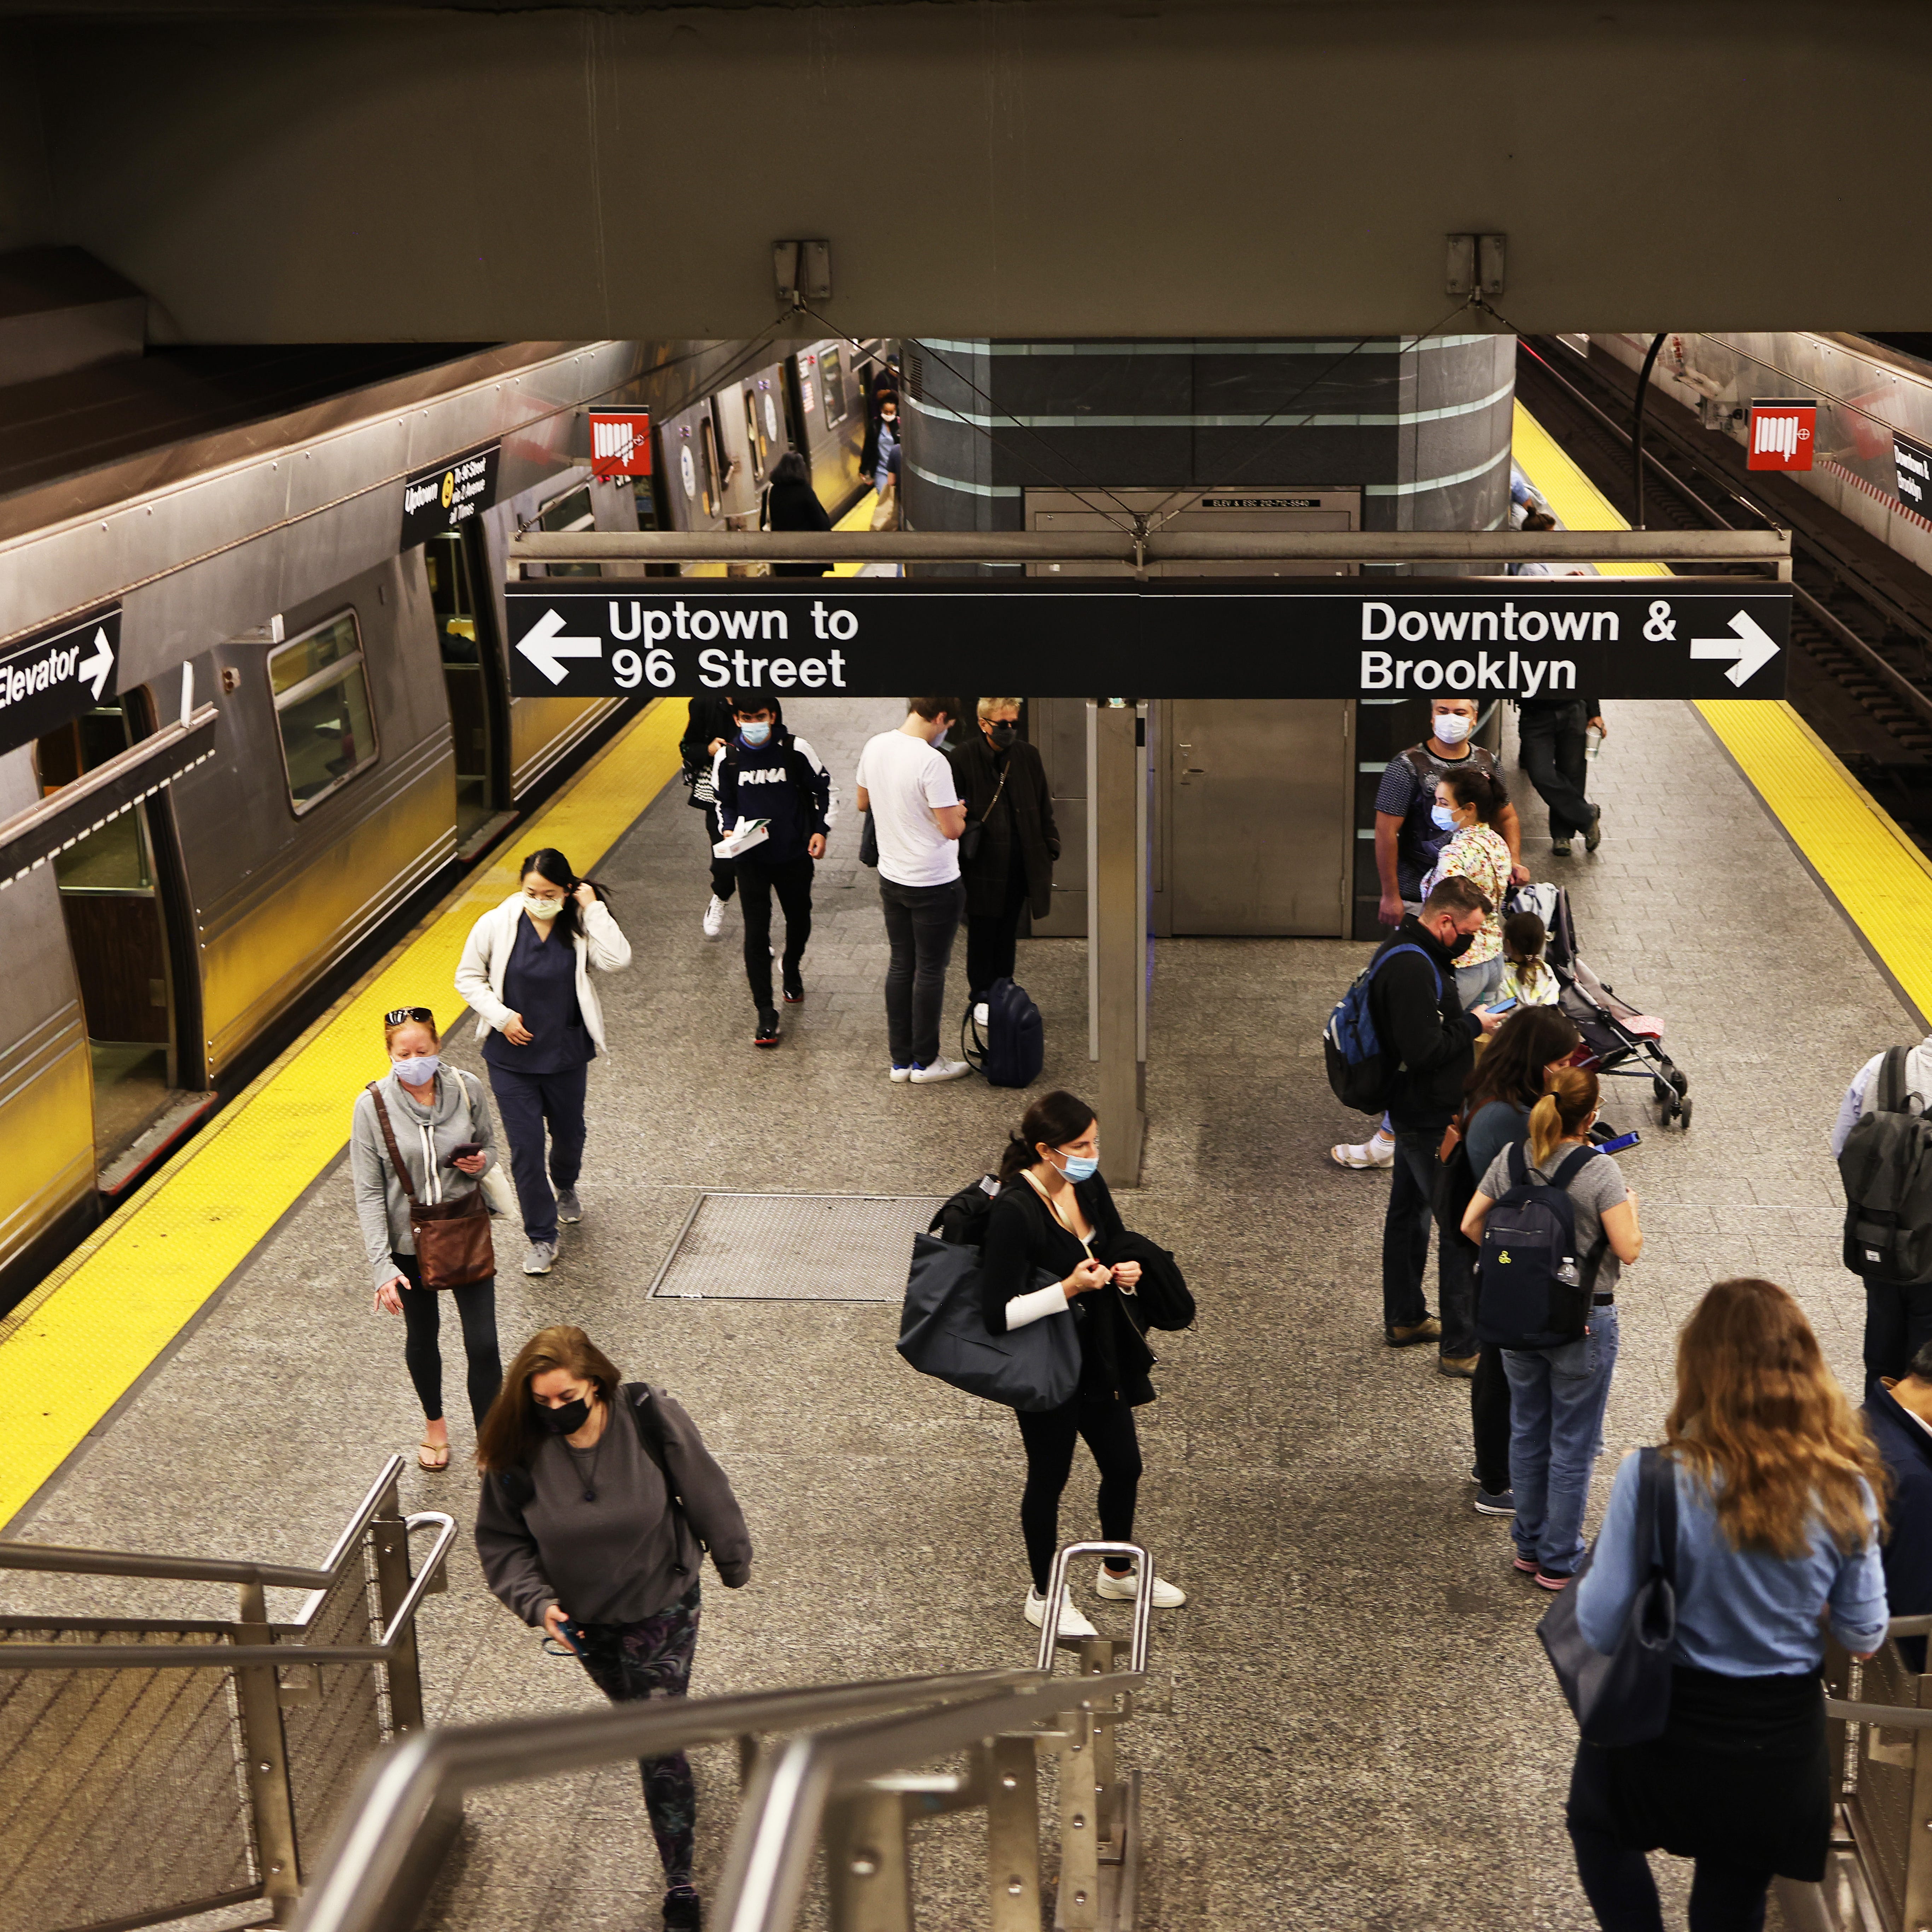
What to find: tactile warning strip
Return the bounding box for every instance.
[649,1193,947,1301]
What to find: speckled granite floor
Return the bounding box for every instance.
[2,696,1905,1930]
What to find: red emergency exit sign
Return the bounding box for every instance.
[588,411,652,480]
[1747,400,1815,471]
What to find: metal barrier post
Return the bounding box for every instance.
[986,1734,1043,1932]
[1054,1705,1101,1932]
[368,1486,425,1738]
[825,1788,913,1932]
[233,1580,304,1924]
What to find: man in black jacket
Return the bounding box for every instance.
[1864,1344,1932,1662]
[1369,875,1503,1347]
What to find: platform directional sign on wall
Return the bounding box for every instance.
[505,579,1790,702]
[0,606,120,756]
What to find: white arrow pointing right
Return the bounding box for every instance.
[1689,610,1780,688]
[76,627,114,701]
[515,607,602,687]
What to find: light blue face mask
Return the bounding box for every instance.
[1430,803,1459,832]
[739,721,773,748]
[1055,1147,1100,1183]
[392,1053,441,1086]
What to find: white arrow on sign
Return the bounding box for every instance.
[1689,610,1780,688]
[76,627,114,700]
[516,607,602,686]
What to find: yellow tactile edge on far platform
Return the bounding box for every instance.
[0,697,686,1526]
[1509,401,1668,578]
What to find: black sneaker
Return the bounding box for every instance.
[754,1009,781,1048]
[1473,1486,1516,1515]
[662,1889,702,1932]
[1585,805,1604,851]
[782,970,805,1003]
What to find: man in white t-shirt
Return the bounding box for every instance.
[855,697,971,1082]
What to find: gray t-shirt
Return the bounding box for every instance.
[1477,1140,1631,1293]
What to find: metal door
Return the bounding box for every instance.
[1168,699,1351,935]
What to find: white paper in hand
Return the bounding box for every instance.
[712,819,770,859]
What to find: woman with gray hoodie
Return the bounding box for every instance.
[349,1006,504,1469]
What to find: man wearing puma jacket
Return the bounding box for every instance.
[713,693,838,1046]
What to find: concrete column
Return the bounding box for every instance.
[1087,700,1146,1185]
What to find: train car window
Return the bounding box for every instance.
[536,484,601,578]
[268,611,379,814]
[37,705,154,892]
[821,349,849,426]
[425,533,478,663]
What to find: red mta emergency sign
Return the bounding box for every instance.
[588,412,651,480]
[1747,400,1816,472]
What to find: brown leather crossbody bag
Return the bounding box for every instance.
[367,1082,494,1290]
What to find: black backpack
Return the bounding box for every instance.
[1476,1143,1602,1350]
[929,1174,1001,1247]
[963,977,1045,1088]
[1840,1047,1932,1283]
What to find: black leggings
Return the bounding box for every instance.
[1568,1823,1770,1932]
[393,1252,503,1427]
[1014,1391,1143,1593]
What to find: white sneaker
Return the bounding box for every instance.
[973,1002,990,1027]
[702,895,726,938]
[1331,1134,1395,1170]
[1094,1566,1187,1607]
[910,1058,972,1084]
[1023,1587,1099,1639]
[889,1064,914,1083]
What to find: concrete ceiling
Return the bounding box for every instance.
[0,2,1922,342]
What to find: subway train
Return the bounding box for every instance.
[0,311,891,1309]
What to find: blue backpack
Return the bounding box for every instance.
[964,978,1044,1089]
[1323,943,1441,1113]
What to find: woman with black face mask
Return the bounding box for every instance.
[475,1326,752,1932]
[947,698,1060,1017]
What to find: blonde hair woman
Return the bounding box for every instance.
[1566,1279,1888,1930]
[1461,1066,1642,1588]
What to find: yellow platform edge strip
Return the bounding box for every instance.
[0,697,685,1526]
[1512,401,1932,1025]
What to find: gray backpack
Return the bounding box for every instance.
[1841,1047,1932,1284]
[896,1233,1080,1411]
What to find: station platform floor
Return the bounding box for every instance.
[4,676,1930,1930]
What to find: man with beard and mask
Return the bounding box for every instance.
[711,693,837,1049]
[949,697,1059,1020]
[1367,874,1505,1349]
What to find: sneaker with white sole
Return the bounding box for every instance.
[1331,1135,1395,1170]
[910,1058,972,1084]
[523,1240,557,1275]
[1023,1587,1099,1639]
[554,1188,582,1225]
[889,1064,914,1083]
[1094,1567,1187,1607]
[702,895,726,938]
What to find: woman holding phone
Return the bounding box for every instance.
[349,1007,504,1469]
[455,846,632,1277]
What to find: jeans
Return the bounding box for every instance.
[735,851,813,1011]
[702,804,736,901]
[1455,953,1505,1010]
[1381,1129,1441,1332]
[573,1584,702,1893]
[1471,1344,1512,1492]
[1014,1392,1143,1594]
[879,875,965,1069]
[392,1251,502,1427]
[1861,1277,1932,1384]
[487,1061,588,1245]
[965,869,1030,1003]
[1437,1223,1479,1361]
[1504,1304,1620,1575]
[1519,699,1594,839]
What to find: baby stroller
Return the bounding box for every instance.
[1506,883,1692,1131]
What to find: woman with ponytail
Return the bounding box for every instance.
[1565,1279,1886,1930]
[1461,1066,1643,1588]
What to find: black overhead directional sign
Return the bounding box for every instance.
[0,606,120,756]
[505,578,1791,702]
[400,443,500,549]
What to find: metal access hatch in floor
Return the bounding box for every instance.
[647,1192,946,1301]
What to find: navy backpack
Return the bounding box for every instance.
[963,977,1044,1088]
[1323,943,1441,1114]
[1476,1142,1601,1350]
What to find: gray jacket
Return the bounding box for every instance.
[349,1069,497,1286]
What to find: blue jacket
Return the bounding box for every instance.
[1865,1381,1932,1620]
[715,723,836,866]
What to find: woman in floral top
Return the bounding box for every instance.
[1420,767,1514,1009]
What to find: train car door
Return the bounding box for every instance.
[424,524,509,844]
[33,693,200,1177]
[658,397,731,538]
[787,340,868,520]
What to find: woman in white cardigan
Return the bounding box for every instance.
[455,847,632,1275]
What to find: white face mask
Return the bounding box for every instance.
[392,1053,441,1085]
[1433,712,1473,746]
[522,892,563,920]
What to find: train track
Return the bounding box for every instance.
[1514,338,1932,846]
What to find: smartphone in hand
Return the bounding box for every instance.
[1486,997,1519,1015]
[1597,1129,1642,1155]
[450,1142,484,1161]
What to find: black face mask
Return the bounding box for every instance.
[987,722,1017,750]
[1444,930,1476,961]
[534,1394,592,1436]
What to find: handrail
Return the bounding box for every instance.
[378,1515,457,1641]
[507,527,1792,567]
[1036,1540,1152,1674]
[292,1669,1053,1932]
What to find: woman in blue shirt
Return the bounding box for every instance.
[1567,1276,1889,1931]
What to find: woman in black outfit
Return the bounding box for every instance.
[763,450,832,578]
[981,1089,1188,1636]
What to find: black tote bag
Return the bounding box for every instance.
[896,1233,1080,1411]
[1538,1446,1680,1747]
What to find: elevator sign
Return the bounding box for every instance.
[0,606,120,757]
[505,579,1790,701]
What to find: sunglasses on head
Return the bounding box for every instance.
[384,1007,434,1026]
